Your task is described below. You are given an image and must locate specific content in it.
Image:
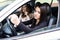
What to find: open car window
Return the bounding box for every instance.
[0,0,59,39]
[0,0,16,11]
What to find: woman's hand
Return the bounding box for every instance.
[8,14,20,26]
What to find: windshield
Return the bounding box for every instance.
[0,0,15,11]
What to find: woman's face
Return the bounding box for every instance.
[34,7,41,20]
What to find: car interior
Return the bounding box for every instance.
[0,0,58,39]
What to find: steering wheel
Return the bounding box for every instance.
[6,18,17,36]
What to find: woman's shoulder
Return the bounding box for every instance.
[39,21,47,27]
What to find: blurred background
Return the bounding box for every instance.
[0,0,15,11]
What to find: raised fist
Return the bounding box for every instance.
[8,14,20,25]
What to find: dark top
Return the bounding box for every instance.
[16,19,47,34]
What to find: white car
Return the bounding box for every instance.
[0,0,59,40]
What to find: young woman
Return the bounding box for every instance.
[9,4,48,34]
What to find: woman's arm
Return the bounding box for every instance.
[16,21,47,33]
[9,14,32,33]
[9,14,33,25]
[16,22,32,34]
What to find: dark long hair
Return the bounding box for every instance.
[31,4,48,28]
[40,5,48,22]
[43,2,51,16]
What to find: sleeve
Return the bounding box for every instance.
[32,22,47,31]
[16,22,33,34]
[16,21,47,34]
